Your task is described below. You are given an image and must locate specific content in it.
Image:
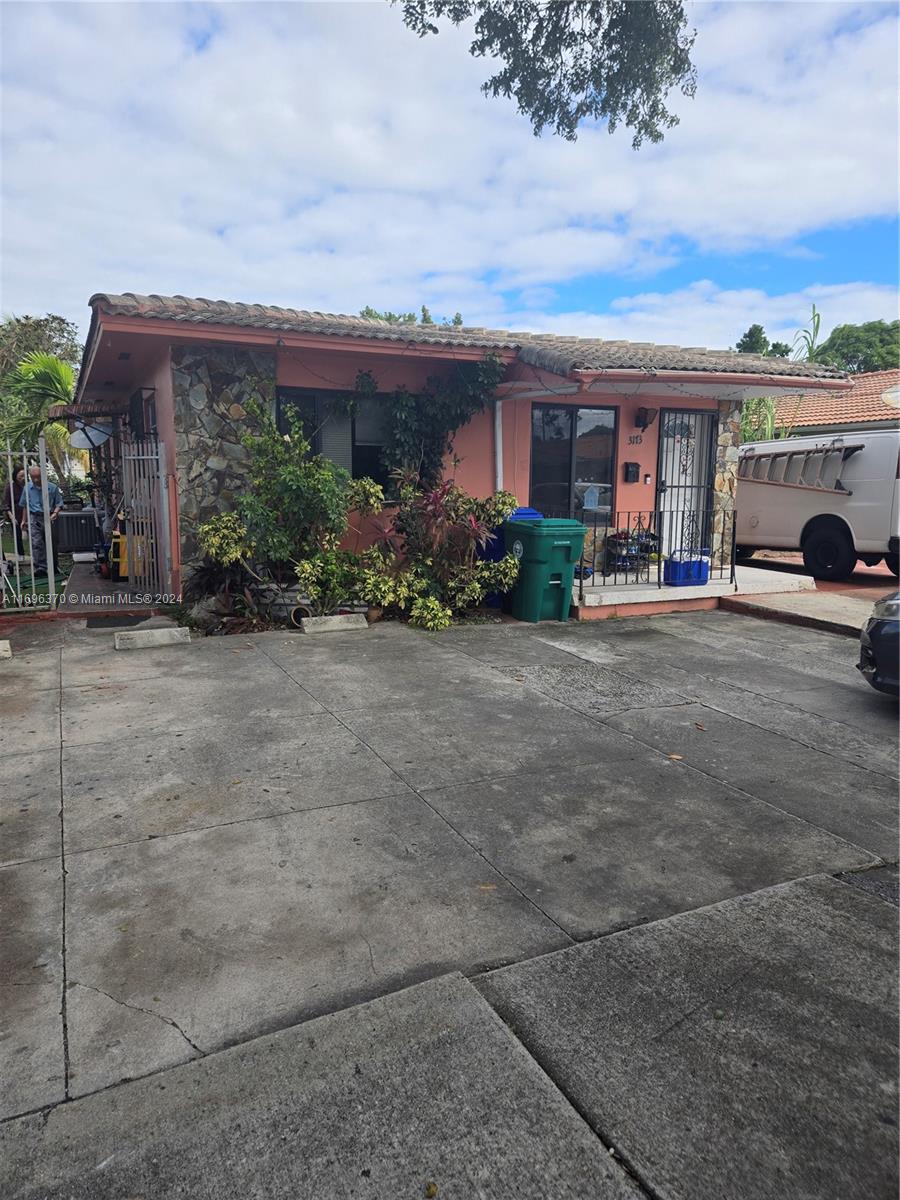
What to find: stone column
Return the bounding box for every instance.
[171,345,275,573]
[712,396,741,568]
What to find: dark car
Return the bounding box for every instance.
[858,592,900,696]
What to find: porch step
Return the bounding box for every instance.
[577,578,736,608]
[574,563,814,608]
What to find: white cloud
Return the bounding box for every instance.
[505,279,899,349]
[0,0,897,343]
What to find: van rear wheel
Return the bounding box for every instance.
[885,553,899,577]
[802,526,856,581]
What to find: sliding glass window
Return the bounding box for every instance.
[530,404,616,519]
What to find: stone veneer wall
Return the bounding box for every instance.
[712,396,741,566]
[172,344,275,571]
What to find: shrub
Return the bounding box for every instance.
[346,476,386,517]
[197,403,385,617]
[236,400,383,562]
[197,513,255,566]
[295,547,361,617]
[389,478,519,617]
[195,395,519,626]
[409,595,453,631]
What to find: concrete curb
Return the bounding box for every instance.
[114,626,192,651]
[301,613,369,634]
[720,596,861,638]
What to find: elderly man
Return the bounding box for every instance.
[19,466,63,576]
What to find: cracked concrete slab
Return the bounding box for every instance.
[1,750,61,866]
[61,663,325,745]
[1,974,636,1200]
[497,660,689,716]
[258,631,512,711]
[593,632,897,738]
[0,685,61,757]
[542,630,898,777]
[59,632,262,689]
[658,670,898,777]
[61,712,411,853]
[64,793,567,1095]
[772,679,899,735]
[0,647,60,692]
[423,759,877,937]
[636,608,860,664]
[478,875,899,1200]
[255,621,440,673]
[340,689,640,791]
[0,857,64,1119]
[64,979,200,1097]
[429,625,591,669]
[605,701,899,858]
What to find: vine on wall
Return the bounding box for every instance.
[330,355,506,488]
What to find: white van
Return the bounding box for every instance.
[736,428,899,581]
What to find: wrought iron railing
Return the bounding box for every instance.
[542,507,737,603]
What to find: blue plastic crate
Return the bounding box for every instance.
[663,553,711,587]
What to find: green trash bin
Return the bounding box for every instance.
[504,518,587,622]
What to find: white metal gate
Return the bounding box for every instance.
[2,437,58,611]
[656,409,717,557]
[120,434,172,598]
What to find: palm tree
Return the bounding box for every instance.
[791,304,822,362]
[0,352,85,481]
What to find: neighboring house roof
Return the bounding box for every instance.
[87,292,848,381]
[774,369,900,430]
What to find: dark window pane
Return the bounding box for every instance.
[352,397,391,489]
[354,396,388,445]
[574,408,615,521]
[352,442,390,489]
[530,405,572,516]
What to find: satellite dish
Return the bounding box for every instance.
[69,420,112,449]
[882,385,900,410]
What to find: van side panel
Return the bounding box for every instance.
[736,430,900,554]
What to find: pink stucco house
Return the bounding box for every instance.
[67,292,848,606]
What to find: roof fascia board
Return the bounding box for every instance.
[74,309,103,406]
[794,420,897,433]
[576,368,851,391]
[94,314,518,363]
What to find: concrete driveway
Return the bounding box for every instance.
[1,610,897,1198]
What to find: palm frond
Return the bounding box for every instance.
[0,352,75,450]
[10,351,75,406]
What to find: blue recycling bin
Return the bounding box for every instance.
[484,506,544,606]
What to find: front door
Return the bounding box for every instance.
[656,409,716,555]
[530,404,616,520]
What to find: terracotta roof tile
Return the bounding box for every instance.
[774,369,899,429]
[89,292,847,382]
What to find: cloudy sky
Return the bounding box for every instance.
[1,1,897,350]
